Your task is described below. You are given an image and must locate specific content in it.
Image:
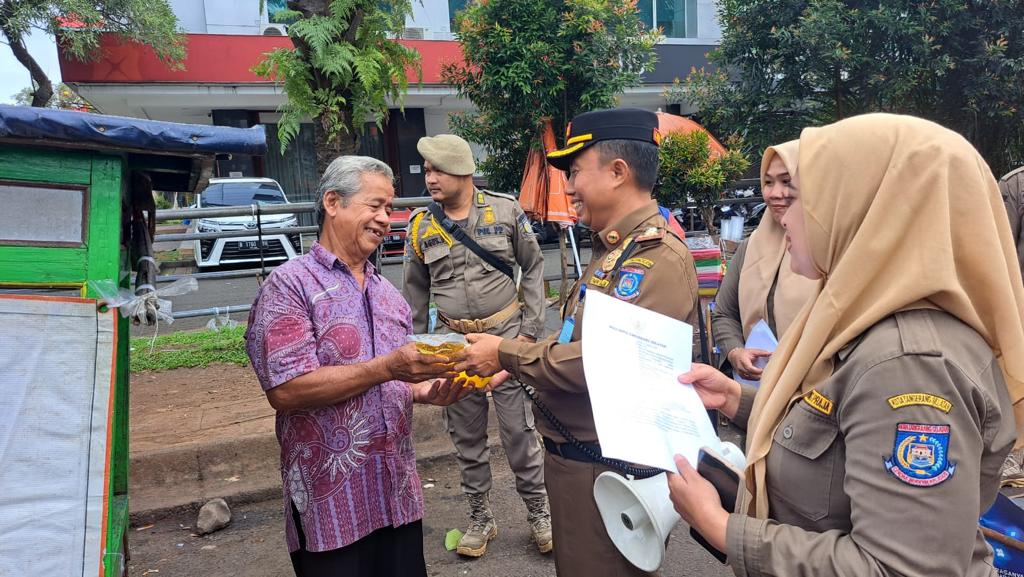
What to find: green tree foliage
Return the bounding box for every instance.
[12,82,96,111]
[656,131,749,235]
[677,0,1024,177]
[0,0,184,107]
[444,0,659,194]
[254,0,420,172]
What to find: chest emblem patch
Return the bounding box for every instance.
[613,266,645,301]
[482,205,496,225]
[884,423,956,487]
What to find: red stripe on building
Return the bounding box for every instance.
[59,34,463,85]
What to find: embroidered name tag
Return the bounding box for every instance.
[588,276,610,288]
[884,423,956,487]
[623,257,654,269]
[887,393,952,413]
[803,390,834,416]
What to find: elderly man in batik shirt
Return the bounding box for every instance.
[246,156,467,577]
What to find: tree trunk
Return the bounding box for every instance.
[700,205,718,236]
[312,116,361,175]
[0,22,53,107]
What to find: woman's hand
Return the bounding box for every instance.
[666,454,730,553]
[727,348,772,381]
[678,363,742,420]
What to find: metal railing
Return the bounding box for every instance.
[153,193,763,320]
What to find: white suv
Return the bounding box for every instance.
[193,177,301,268]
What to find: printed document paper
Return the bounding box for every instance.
[581,291,720,470]
[735,319,778,388]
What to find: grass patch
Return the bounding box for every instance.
[130,325,249,372]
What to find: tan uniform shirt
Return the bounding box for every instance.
[497,202,700,443]
[726,309,1015,577]
[999,166,1024,277]
[403,189,546,338]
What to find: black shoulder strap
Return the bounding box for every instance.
[427,202,515,280]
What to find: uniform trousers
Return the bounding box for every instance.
[444,377,547,499]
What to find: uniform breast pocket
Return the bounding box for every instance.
[475,235,510,272]
[424,243,454,282]
[766,404,840,521]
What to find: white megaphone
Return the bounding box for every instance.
[593,441,745,572]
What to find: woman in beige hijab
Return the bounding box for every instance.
[712,141,818,381]
[667,113,1024,576]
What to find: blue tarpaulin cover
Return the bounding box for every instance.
[0,105,266,156]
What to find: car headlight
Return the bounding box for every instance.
[197,220,220,233]
[280,216,298,227]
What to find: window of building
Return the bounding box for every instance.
[637,0,698,39]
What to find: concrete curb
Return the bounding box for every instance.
[128,435,501,526]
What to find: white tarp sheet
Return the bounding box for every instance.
[0,295,115,577]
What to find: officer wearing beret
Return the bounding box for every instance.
[458,108,701,576]
[403,134,552,557]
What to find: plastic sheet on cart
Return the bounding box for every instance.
[0,295,115,577]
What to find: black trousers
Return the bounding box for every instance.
[289,505,427,577]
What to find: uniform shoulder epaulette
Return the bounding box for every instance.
[633,226,665,244]
[479,189,518,202]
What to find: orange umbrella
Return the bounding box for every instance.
[656,112,728,157]
[518,143,546,221]
[519,118,577,224]
[540,118,576,225]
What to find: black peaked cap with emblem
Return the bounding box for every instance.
[546,108,661,171]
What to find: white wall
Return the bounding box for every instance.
[696,0,722,41]
[168,0,268,34]
[168,0,207,33]
[406,0,454,40]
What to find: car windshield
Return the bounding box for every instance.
[201,182,287,207]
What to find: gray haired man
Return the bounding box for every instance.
[246,156,468,577]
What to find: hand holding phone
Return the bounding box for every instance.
[689,446,743,563]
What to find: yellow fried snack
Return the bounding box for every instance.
[414,342,491,389]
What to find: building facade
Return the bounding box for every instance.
[59,0,721,203]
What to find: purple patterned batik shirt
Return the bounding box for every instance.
[245,242,422,553]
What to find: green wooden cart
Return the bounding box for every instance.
[0,105,264,577]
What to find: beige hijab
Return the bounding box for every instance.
[744,113,1024,519]
[738,141,819,339]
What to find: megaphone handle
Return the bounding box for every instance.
[519,382,663,479]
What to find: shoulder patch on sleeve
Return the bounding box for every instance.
[884,423,956,487]
[516,212,535,237]
[887,393,953,413]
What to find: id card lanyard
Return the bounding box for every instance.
[557,283,586,344]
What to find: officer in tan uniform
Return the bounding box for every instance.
[668,114,1024,577]
[458,108,701,577]
[402,134,552,557]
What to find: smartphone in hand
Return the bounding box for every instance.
[690,446,743,563]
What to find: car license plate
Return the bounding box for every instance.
[240,240,273,249]
[386,234,402,243]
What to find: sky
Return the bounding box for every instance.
[1,30,62,104]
